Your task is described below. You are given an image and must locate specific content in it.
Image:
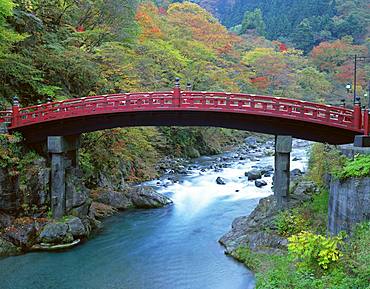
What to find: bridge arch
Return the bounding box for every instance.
[0,86,365,144]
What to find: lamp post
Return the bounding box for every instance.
[353,55,369,104]
[346,83,351,94]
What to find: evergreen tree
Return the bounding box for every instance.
[240,8,266,36]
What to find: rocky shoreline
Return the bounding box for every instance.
[0,135,308,259]
[219,179,318,255]
[0,185,172,257]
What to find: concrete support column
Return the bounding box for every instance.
[274,135,292,209]
[50,153,65,218]
[48,135,79,219]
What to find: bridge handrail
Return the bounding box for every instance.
[0,110,12,124]
[181,91,353,114]
[8,91,359,132]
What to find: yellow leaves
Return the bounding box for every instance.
[167,2,217,23]
[136,3,164,41]
[288,231,344,270]
[167,2,238,54]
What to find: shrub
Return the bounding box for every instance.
[233,247,261,271]
[307,143,345,187]
[334,154,370,180]
[275,209,309,237]
[288,231,344,270]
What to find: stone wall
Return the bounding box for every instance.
[329,177,370,235]
[0,168,19,212]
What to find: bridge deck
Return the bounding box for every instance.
[0,91,364,144]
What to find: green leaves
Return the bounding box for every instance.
[334,154,370,180]
[288,231,344,270]
[275,209,310,237]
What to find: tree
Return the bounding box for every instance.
[0,0,23,56]
[240,8,266,36]
[291,19,316,53]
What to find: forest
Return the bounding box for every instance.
[0,0,369,183]
[0,1,369,288]
[195,0,369,52]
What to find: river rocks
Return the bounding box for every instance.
[92,189,131,209]
[245,169,262,181]
[89,202,117,219]
[219,196,282,253]
[92,186,172,210]
[65,217,87,238]
[156,157,190,175]
[290,180,318,204]
[216,177,227,185]
[220,178,319,254]
[291,168,303,178]
[130,186,173,209]
[38,222,73,244]
[2,221,38,248]
[0,237,20,257]
[244,136,258,147]
[255,180,267,188]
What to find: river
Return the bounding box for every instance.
[0,141,309,289]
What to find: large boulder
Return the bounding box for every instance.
[65,217,87,238]
[0,237,20,257]
[255,180,267,188]
[290,180,318,204]
[38,222,73,244]
[290,168,303,181]
[89,202,117,219]
[216,177,226,185]
[245,169,262,181]
[92,189,132,210]
[92,186,172,210]
[220,180,320,254]
[130,186,173,209]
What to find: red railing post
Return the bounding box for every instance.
[173,77,181,107]
[11,96,20,127]
[353,99,362,130]
[364,109,369,135]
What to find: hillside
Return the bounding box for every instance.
[194,0,370,52]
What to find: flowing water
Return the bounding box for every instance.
[0,142,309,289]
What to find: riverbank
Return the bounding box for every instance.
[0,135,311,289]
[221,143,370,288]
[0,131,270,257]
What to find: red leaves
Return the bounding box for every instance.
[76,25,85,32]
[250,76,269,89]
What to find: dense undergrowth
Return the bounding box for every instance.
[234,143,370,288]
[79,127,247,186]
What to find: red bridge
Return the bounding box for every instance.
[0,84,367,144]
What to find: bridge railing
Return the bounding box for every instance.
[0,110,12,124]
[180,91,355,128]
[7,90,361,132]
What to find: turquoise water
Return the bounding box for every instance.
[0,145,308,289]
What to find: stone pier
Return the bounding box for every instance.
[48,135,80,218]
[274,135,292,209]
